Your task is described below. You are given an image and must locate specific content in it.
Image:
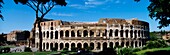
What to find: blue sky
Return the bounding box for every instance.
[0,0,170,33]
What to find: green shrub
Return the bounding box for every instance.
[24,47,32,52]
[143,39,168,49]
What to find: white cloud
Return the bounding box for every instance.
[51,12,73,16]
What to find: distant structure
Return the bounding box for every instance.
[6,30,30,45]
[34,18,150,51]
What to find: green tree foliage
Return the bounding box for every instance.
[24,47,32,52]
[14,0,67,51]
[143,39,168,49]
[98,48,117,55]
[148,0,170,28]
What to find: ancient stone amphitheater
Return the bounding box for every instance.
[34,18,149,51]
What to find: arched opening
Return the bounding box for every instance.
[131,41,134,47]
[71,43,75,50]
[125,30,129,38]
[138,30,140,37]
[60,30,63,37]
[141,31,144,37]
[97,30,101,36]
[130,30,133,38]
[134,30,137,38]
[77,30,81,37]
[55,43,58,50]
[115,29,118,37]
[135,41,138,47]
[50,27,53,30]
[47,31,49,38]
[103,29,107,36]
[115,42,119,47]
[50,43,53,50]
[103,42,107,50]
[121,42,124,47]
[121,25,123,29]
[65,43,69,49]
[55,31,58,39]
[50,31,53,39]
[43,43,45,49]
[109,42,113,48]
[43,32,45,38]
[126,42,129,47]
[46,43,49,49]
[120,30,124,37]
[97,42,101,49]
[90,42,94,50]
[109,29,113,37]
[60,43,64,50]
[84,43,88,48]
[51,22,53,26]
[77,43,82,49]
[83,30,88,37]
[139,41,141,47]
[71,30,75,37]
[65,30,69,37]
[90,30,94,37]
[36,43,39,48]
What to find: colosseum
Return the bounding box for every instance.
[34,18,150,51]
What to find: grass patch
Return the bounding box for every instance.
[134,47,170,55]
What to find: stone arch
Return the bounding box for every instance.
[60,43,64,50]
[90,42,94,50]
[97,42,101,49]
[103,42,107,49]
[125,30,129,38]
[138,30,141,37]
[77,30,81,37]
[109,29,113,37]
[134,30,137,38]
[90,30,94,37]
[55,31,58,39]
[77,43,82,49]
[121,42,124,47]
[65,30,69,37]
[115,29,119,36]
[97,30,101,36]
[109,42,113,48]
[60,30,63,37]
[115,42,119,47]
[47,31,49,38]
[120,30,124,37]
[46,43,49,49]
[50,43,53,50]
[84,43,88,48]
[71,43,76,50]
[130,30,133,38]
[83,30,88,37]
[50,31,53,39]
[71,30,75,37]
[65,43,69,49]
[55,43,58,50]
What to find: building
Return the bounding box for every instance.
[6,30,30,45]
[34,18,150,51]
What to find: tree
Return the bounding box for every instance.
[14,0,67,51]
[0,0,3,21]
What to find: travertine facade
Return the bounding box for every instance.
[35,18,150,51]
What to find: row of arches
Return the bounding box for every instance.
[39,29,149,39]
[36,40,146,51]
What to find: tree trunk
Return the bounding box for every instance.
[37,18,42,51]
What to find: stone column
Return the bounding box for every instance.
[81,30,83,37]
[88,30,90,37]
[75,30,77,37]
[123,30,126,38]
[94,30,97,37]
[118,30,120,38]
[113,30,115,38]
[58,30,60,39]
[69,43,71,51]
[133,30,135,38]
[128,31,130,38]
[69,30,71,37]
